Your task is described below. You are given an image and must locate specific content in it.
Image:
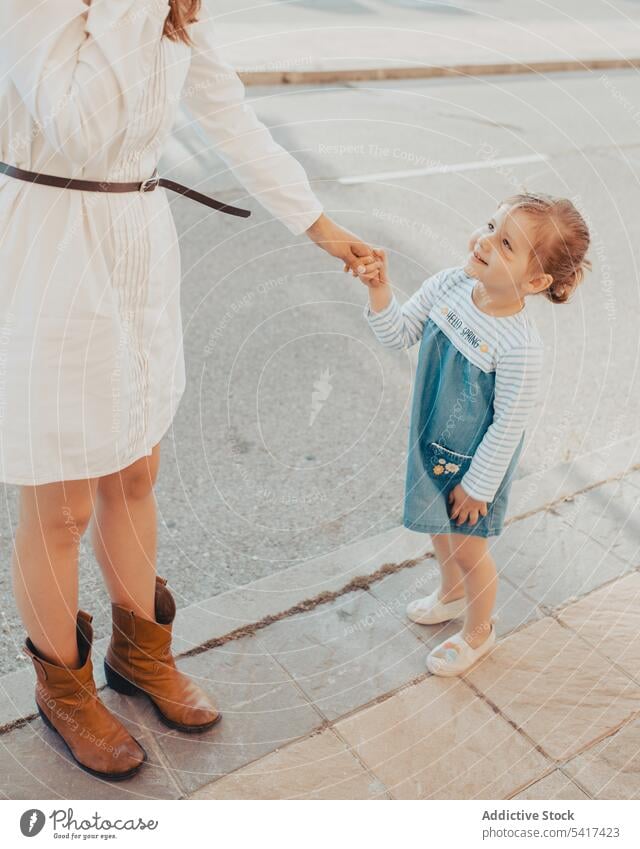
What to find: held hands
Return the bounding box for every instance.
[346,248,387,288]
[351,248,391,313]
[306,214,379,272]
[448,484,488,527]
[305,214,385,283]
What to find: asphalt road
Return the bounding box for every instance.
[1,67,639,673]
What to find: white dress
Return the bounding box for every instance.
[0,0,322,485]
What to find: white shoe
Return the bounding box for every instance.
[426,621,497,677]
[406,589,466,625]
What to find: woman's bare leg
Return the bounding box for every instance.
[431,533,466,603]
[89,444,160,621]
[11,478,98,667]
[450,533,497,648]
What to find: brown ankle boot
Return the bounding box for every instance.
[104,576,221,733]
[23,610,147,781]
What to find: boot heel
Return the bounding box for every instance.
[104,661,139,696]
[37,704,54,731]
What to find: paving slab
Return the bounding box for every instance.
[0,524,431,732]
[551,478,640,569]
[563,717,640,800]
[513,770,590,800]
[366,561,462,645]
[190,728,388,800]
[369,559,542,644]
[3,464,640,798]
[466,617,640,762]
[0,667,40,729]
[487,432,640,523]
[490,509,631,611]
[334,676,551,799]
[0,464,633,733]
[170,525,433,654]
[132,635,323,796]
[255,590,427,721]
[556,571,640,681]
[0,690,180,800]
[624,469,640,491]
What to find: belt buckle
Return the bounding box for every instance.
[140,169,160,193]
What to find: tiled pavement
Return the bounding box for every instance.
[2,471,640,800]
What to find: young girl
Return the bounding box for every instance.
[356,193,590,677]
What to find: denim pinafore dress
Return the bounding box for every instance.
[403,317,523,538]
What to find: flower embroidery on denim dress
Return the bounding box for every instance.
[432,459,461,476]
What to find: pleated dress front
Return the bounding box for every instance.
[0,0,322,485]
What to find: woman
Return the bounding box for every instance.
[0,0,375,781]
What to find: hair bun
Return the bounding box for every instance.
[501,193,591,306]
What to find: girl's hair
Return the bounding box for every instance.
[163,0,201,46]
[502,192,591,304]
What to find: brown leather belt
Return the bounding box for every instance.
[0,161,251,218]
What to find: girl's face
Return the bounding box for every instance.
[464,204,545,298]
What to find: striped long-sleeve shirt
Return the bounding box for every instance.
[364,267,543,502]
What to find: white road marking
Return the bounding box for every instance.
[337,153,549,185]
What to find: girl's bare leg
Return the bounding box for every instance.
[89,444,160,621]
[11,478,99,667]
[449,533,497,648]
[431,533,466,603]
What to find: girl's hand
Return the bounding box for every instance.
[448,484,488,527]
[345,248,388,288]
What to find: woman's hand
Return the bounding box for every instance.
[449,484,488,527]
[306,213,376,272]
